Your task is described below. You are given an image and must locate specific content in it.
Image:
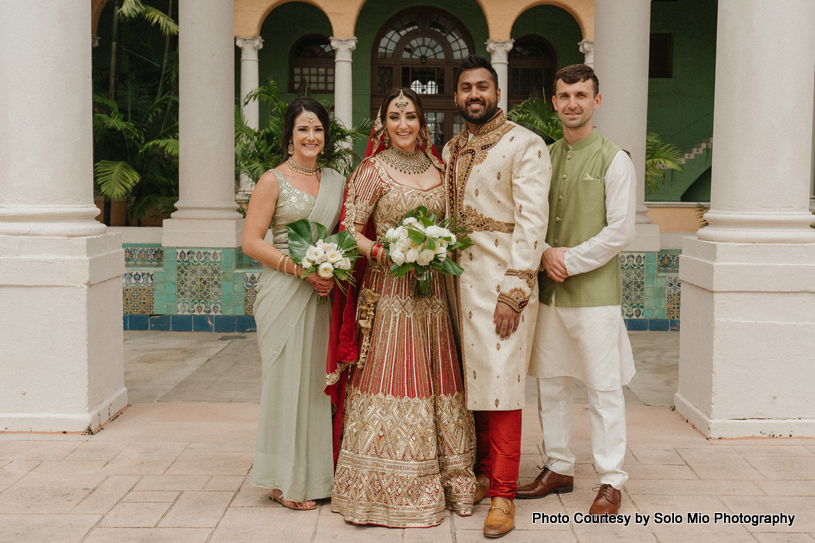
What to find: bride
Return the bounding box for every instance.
[327,88,476,527]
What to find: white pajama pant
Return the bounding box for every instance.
[537,376,628,489]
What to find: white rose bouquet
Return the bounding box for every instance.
[380,205,473,297]
[286,218,359,303]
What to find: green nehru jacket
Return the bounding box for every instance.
[539,129,622,307]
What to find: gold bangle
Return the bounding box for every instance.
[274,253,284,272]
[366,243,378,263]
[283,256,292,276]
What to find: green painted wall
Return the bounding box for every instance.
[250,3,334,122]
[509,4,583,73]
[647,0,717,201]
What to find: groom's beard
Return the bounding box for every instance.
[457,97,498,126]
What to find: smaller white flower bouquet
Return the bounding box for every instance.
[380,206,473,297]
[286,219,359,303]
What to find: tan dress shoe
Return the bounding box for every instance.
[474,473,489,504]
[515,466,574,499]
[589,484,621,515]
[483,497,515,538]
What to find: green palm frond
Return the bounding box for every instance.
[94,160,142,199]
[138,6,179,36]
[141,138,179,157]
[118,0,146,18]
[507,97,563,144]
[92,94,142,143]
[128,192,178,221]
[119,0,178,36]
[645,132,685,195]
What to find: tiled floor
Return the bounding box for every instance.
[1,331,813,542]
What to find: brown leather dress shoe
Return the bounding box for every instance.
[589,484,621,515]
[474,473,489,504]
[483,497,515,538]
[515,466,574,499]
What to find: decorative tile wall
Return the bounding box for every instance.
[123,271,154,315]
[620,253,646,319]
[124,243,163,267]
[244,272,259,316]
[120,244,683,331]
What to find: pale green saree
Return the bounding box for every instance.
[251,167,345,501]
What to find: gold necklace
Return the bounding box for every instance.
[286,158,321,176]
[379,147,431,175]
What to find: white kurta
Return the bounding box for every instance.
[528,150,636,391]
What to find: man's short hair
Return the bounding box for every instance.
[554,64,600,96]
[456,54,499,88]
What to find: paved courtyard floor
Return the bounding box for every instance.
[1,331,813,542]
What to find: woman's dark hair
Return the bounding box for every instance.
[280,97,330,157]
[379,88,427,132]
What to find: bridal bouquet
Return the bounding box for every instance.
[286,219,359,302]
[380,206,473,297]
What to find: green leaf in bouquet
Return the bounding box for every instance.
[330,230,358,252]
[407,228,426,245]
[424,238,436,251]
[451,236,474,252]
[406,205,427,219]
[315,222,328,242]
[389,262,414,277]
[442,257,465,276]
[286,218,316,263]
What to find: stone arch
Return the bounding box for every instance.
[235,0,363,38]
[479,0,593,41]
[92,0,109,35]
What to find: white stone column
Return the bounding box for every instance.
[593,0,659,251]
[486,39,513,112]
[235,36,264,202]
[0,0,127,431]
[675,0,815,438]
[578,39,594,67]
[330,37,357,130]
[162,0,243,248]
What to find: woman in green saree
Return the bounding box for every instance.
[242,98,345,510]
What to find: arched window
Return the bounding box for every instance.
[508,35,557,107]
[290,34,335,94]
[372,8,474,147]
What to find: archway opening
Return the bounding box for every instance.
[370,7,475,147]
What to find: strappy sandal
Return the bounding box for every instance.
[269,491,317,511]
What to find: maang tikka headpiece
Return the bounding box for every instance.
[306,111,316,123]
[395,89,409,111]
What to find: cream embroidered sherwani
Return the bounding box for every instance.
[443,110,551,411]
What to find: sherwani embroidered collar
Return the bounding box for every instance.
[454,109,507,149]
[565,127,601,151]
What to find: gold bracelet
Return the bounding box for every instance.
[274,253,285,272]
[283,256,292,276]
[366,243,378,263]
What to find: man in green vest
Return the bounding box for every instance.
[516,64,636,516]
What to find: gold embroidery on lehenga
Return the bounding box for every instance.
[332,388,475,527]
[356,288,381,368]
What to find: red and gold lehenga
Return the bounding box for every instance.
[325,127,476,528]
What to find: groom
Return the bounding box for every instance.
[443,54,551,538]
